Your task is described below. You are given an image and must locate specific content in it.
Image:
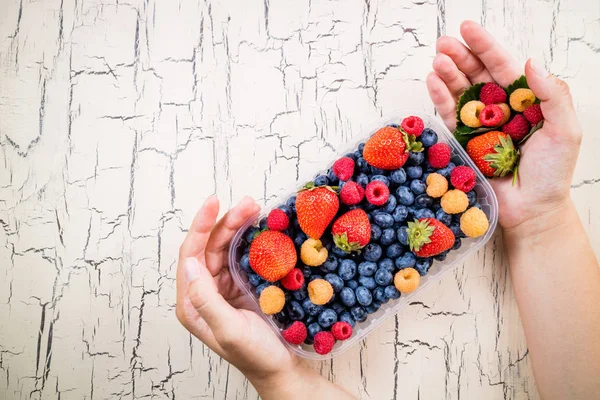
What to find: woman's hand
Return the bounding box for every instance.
[426,21,583,236]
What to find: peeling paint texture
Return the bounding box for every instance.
[1,0,599,399]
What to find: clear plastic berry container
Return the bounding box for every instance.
[228,111,498,360]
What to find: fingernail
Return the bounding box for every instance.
[185,257,201,282]
[530,58,549,78]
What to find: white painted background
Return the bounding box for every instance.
[1,0,599,399]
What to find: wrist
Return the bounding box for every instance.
[503,198,575,240]
[247,361,309,399]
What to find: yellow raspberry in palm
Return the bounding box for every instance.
[308,279,334,305]
[497,103,511,125]
[460,207,489,238]
[426,173,448,198]
[509,88,536,112]
[460,100,485,128]
[259,286,285,315]
[301,238,328,266]
[441,189,469,214]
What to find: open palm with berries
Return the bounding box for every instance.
[426,21,583,233]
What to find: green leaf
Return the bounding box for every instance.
[454,125,474,135]
[506,75,529,97]
[456,82,486,124]
[453,132,472,148]
[452,126,495,149]
[469,126,495,135]
[519,120,544,144]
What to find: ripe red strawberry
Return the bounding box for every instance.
[339,181,364,205]
[331,321,353,340]
[502,114,531,142]
[478,104,503,127]
[407,218,455,257]
[332,157,355,181]
[363,126,422,170]
[401,116,424,137]
[427,142,451,168]
[249,231,297,282]
[523,104,544,125]
[479,82,507,105]
[331,209,371,253]
[267,209,289,231]
[282,321,307,345]
[466,131,519,178]
[296,184,339,239]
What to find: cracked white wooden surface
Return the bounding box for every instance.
[1,0,599,399]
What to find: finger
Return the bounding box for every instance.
[432,53,473,100]
[436,36,493,84]
[204,196,260,275]
[426,72,458,131]
[179,196,220,259]
[459,21,521,87]
[524,58,582,143]
[176,295,224,354]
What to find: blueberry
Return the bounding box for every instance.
[370,166,386,175]
[358,261,377,276]
[386,243,404,259]
[397,226,409,245]
[365,303,380,314]
[414,194,433,208]
[378,258,395,273]
[305,316,316,325]
[314,175,329,186]
[384,285,401,300]
[357,157,369,173]
[452,238,462,250]
[370,175,390,186]
[407,151,425,166]
[370,225,382,241]
[407,206,418,218]
[380,228,396,245]
[244,227,259,243]
[414,208,435,219]
[452,213,463,224]
[431,201,442,212]
[318,308,338,328]
[339,311,356,327]
[390,169,407,184]
[387,123,399,128]
[286,300,306,321]
[406,166,423,179]
[308,274,323,282]
[321,255,339,273]
[420,128,438,147]
[374,213,394,228]
[351,306,367,322]
[340,287,357,307]
[307,322,322,341]
[415,258,433,276]
[302,266,312,279]
[293,218,301,231]
[363,243,383,262]
[466,190,477,206]
[302,299,325,316]
[358,275,377,290]
[278,205,293,217]
[358,142,366,153]
[292,288,308,301]
[346,279,359,290]
[448,223,465,239]
[436,209,452,226]
[339,259,357,280]
[248,273,262,287]
[256,283,271,296]
[410,179,427,195]
[382,195,397,214]
[392,205,409,222]
[285,195,297,209]
[355,286,373,306]
[274,309,290,325]
[332,245,348,257]
[239,253,251,272]
[344,152,358,161]
[437,162,456,179]
[395,252,416,269]
[373,286,387,303]
[434,251,448,261]
[325,273,344,293]
[259,218,268,230]
[396,186,414,206]
[331,302,345,315]
[294,232,307,247]
[374,268,393,286]
[356,173,369,187]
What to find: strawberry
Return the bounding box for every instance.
[249,230,297,282]
[407,218,455,258]
[296,184,339,239]
[363,126,423,170]
[466,131,519,178]
[331,209,371,253]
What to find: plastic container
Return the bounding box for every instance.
[228,112,498,360]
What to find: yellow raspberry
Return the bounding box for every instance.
[308,279,334,305]
[426,173,448,198]
[509,88,536,112]
[460,207,489,238]
[497,103,511,125]
[259,286,285,315]
[441,189,469,214]
[460,100,485,128]
[300,238,328,267]
[394,267,420,294]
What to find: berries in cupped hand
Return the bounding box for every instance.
[407,218,455,257]
[281,268,305,291]
[340,181,365,205]
[282,321,307,345]
[332,157,355,181]
[401,116,425,137]
[502,114,531,142]
[426,173,448,198]
[479,104,504,127]
[301,238,329,267]
[460,100,485,128]
[524,104,543,125]
[466,131,518,178]
[314,331,336,355]
[460,207,489,238]
[259,285,286,315]
[331,321,353,341]
[450,166,477,193]
[332,209,371,253]
[365,180,390,205]
[308,278,334,305]
[509,88,536,112]
[250,230,297,282]
[428,143,451,169]
[296,184,339,239]
[479,82,507,105]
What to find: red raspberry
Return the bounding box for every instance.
[267,209,289,231]
[365,180,390,206]
[427,143,451,169]
[332,157,355,181]
[523,104,544,125]
[502,114,531,142]
[331,321,353,340]
[478,104,503,127]
[339,181,365,205]
[280,268,305,291]
[313,331,335,355]
[450,166,477,192]
[401,116,425,137]
[479,82,507,105]
[282,321,307,345]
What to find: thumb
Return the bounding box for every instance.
[184,257,242,347]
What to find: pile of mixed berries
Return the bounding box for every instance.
[238,116,490,355]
